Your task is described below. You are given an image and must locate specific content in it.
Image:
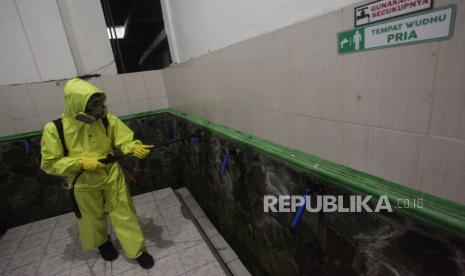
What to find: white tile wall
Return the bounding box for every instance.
[287,11,344,121]
[27,82,62,116]
[221,105,251,134]
[0,89,11,121]
[11,117,41,133]
[39,113,61,127]
[245,31,291,114]
[128,100,150,114]
[167,96,199,110]
[429,0,465,141]
[219,63,254,108]
[107,102,131,117]
[250,109,305,150]
[142,70,166,98]
[341,124,423,189]
[101,74,128,104]
[54,83,65,109]
[86,76,104,91]
[419,136,465,203]
[0,85,36,119]
[0,120,14,136]
[300,116,343,164]
[122,72,149,101]
[148,97,169,110]
[341,43,436,134]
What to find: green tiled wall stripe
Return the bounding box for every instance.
[0,129,44,143]
[1,107,464,235]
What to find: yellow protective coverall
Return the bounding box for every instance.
[40,78,146,258]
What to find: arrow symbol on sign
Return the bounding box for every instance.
[340,38,349,48]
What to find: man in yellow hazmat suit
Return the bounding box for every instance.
[40,78,155,269]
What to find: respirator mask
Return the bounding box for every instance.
[75,93,107,124]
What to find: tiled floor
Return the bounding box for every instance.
[176,188,250,276]
[0,188,227,276]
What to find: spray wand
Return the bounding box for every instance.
[70,132,204,218]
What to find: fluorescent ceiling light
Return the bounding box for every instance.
[107,26,126,39]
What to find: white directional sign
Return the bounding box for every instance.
[355,0,433,27]
[339,5,455,54]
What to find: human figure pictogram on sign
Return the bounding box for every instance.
[353,30,362,50]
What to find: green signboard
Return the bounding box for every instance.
[339,5,455,54]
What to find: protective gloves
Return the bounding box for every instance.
[132,144,154,159]
[77,156,105,171]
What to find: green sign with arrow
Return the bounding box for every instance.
[338,5,455,54]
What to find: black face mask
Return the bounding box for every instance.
[76,93,107,124]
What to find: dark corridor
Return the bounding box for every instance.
[100,0,171,73]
